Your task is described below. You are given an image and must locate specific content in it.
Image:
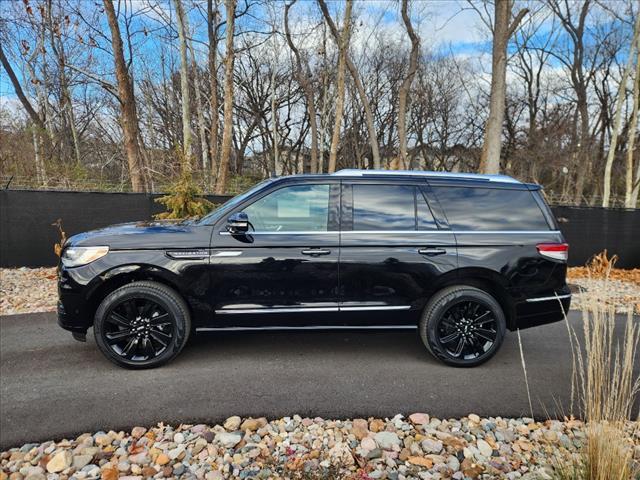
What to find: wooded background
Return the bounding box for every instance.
[1,0,639,207]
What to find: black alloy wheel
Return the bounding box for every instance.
[436,301,498,360]
[94,281,190,369]
[103,298,174,361]
[419,285,506,367]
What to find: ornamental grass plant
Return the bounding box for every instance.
[552,263,640,480]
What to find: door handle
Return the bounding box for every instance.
[301,248,331,256]
[418,247,447,256]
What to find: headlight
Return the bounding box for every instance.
[62,246,109,267]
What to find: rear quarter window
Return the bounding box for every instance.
[432,186,551,231]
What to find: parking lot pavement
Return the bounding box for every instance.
[1,310,638,449]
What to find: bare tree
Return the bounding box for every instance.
[103,0,148,192]
[284,0,319,173]
[602,13,639,206]
[396,0,420,170]
[215,0,237,194]
[173,0,193,171]
[208,0,220,178]
[477,0,528,174]
[318,0,351,173]
[318,0,381,169]
[627,39,640,207]
[547,0,594,203]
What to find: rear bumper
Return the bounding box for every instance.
[512,287,572,330]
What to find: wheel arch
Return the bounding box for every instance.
[86,264,193,321]
[431,267,516,330]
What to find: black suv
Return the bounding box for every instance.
[58,170,571,368]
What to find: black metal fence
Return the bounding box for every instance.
[1,190,638,268]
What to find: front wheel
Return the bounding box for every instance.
[94,281,191,369]
[419,286,506,367]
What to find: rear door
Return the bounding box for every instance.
[427,182,567,305]
[338,179,457,322]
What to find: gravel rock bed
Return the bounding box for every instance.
[0,268,58,316]
[2,415,638,480]
[2,268,639,317]
[569,278,640,314]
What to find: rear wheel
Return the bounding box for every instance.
[419,286,506,367]
[94,281,191,369]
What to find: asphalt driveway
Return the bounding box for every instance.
[1,310,637,449]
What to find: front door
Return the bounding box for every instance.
[338,180,457,324]
[207,181,340,327]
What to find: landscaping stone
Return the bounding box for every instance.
[1,416,639,478]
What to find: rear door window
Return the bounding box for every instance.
[353,184,414,231]
[351,184,438,231]
[431,186,550,231]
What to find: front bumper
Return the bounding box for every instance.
[57,300,89,334]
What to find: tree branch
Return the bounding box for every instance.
[507,8,529,39]
[65,64,120,99]
[0,43,46,130]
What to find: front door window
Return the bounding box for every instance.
[243,184,330,232]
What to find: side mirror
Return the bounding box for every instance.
[226,212,249,234]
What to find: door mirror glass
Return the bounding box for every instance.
[226,212,249,234]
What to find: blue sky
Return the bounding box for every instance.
[0,0,634,110]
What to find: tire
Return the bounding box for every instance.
[94,281,191,369]
[419,285,506,367]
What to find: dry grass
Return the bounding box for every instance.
[552,280,640,479]
[568,250,640,286]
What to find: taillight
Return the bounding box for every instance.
[536,243,569,262]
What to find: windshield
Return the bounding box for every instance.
[197,179,275,225]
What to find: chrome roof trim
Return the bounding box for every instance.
[331,169,521,184]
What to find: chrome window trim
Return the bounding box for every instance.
[219,230,561,235]
[219,231,337,235]
[451,230,561,235]
[525,294,571,303]
[215,305,412,314]
[197,325,417,332]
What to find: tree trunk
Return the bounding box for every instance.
[189,41,210,175]
[319,0,351,173]
[32,127,45,185]
[479,0,527,174]
[270,49,279,176]
[208,0,220,180]
[317,21,329,173]
[603,14,639,206]
[628,47,640,208]
[573,91,591,204]
[173,0,193,173]
[284,0,319,173]
[318,0,380,169]
[396,0,420,170]
[215,0,236,194]
[103,0,148,192]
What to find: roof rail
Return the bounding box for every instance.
[331,169,521,184]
